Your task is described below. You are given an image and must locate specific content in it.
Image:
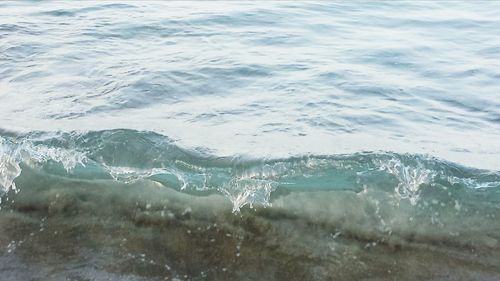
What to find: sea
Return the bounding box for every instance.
[1,1,500,280]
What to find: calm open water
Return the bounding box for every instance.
[1,1,500,168]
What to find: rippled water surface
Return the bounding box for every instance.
[1,1,499,169]
[1,2,500,281]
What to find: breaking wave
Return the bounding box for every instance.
[1,129,498,211]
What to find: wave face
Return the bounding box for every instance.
[2,129,499,210]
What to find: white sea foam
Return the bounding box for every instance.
[0,136,87,191]
[379,157,435,205]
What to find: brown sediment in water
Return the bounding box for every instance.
[0,169,499,281]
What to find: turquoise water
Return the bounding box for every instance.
[1,1,500,280]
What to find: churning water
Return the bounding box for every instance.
[1,1,500,280]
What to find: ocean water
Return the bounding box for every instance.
[1,1,500,280]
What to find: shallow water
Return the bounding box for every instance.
[1,1,500,280]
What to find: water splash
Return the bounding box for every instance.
[0,153,22,193]
[0,135,87,191]
[219,179,276,213]
[379,157,434,205]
